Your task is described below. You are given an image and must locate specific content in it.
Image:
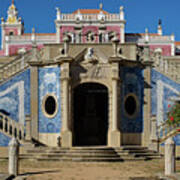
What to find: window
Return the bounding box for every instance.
[124,94,139,118]
[9,31,14,36]
[86,31,95,42]
[42,94,58,118]
[99,33,103,43]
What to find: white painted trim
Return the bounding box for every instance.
[171,43,175,56]
[1,28,4,49]
[5,42,9,56]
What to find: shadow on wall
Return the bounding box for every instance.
[0,109,10,116]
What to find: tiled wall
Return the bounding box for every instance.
[0,133,11,146]
[0,69,31,146]
[38,67,61,133]
[120,67,144,133]
[0,69,30,123]
[151,69,180,145]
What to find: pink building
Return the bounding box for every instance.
[0,1,177,57]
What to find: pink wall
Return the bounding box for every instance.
[0,50,4,56]
[60,26,75,42]
[149,45,172,56]
[59,25,121,43]
[9,44,44,56]
[82,26,99,43]
[106,26,121,41]
[4,27,19,36]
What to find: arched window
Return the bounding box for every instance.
[79,33,82,43]
[99,33,103,43]
[108,31,116,42]
[9,31,14,36]
[63,32,73,43]
[86,31,95,43]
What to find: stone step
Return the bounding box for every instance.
[133,153,162,157]
[115,149,156,154]
[115,146,148,151]
[28,156,147,162]
[18,155,148,162]
[23,146,162,162]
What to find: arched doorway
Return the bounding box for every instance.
[73,83,108,146]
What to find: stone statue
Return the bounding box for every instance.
[84,48,98,63]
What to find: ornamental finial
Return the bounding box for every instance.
[158,19,162,26]
[99,3,103,10]
[32,27,35,34]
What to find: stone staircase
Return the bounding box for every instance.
[0,113,25,144]
[20,146,162,162]
[0,51,32,84]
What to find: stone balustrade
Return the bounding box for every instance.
[8,35,56,44]
[0,113,25,142]
[59,13,121,21]
[0,52,30,82]
[157,120,180,143]
[154,58,180,83]
[149,36,173,42]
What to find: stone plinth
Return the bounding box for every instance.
[8,138,19,176]
[165,137,176,176]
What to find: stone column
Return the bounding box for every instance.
[0,69,3,82]
[30,66,39,140]
[149,116,159,152]
[112,80,118,131]
[108,61,121,147]
[165,137,176,175]
[61,76,72,147]
[25,115,31,141]
[143,65,151,147]
[8,138,19,176]
[59,58,73,147]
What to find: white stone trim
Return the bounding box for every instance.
[171,43,175,56]
[1,29,4,49]
[5,41,9,56]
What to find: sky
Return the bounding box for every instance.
[0,0,180,46]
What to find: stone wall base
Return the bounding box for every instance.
[108,130,121,147]
[61,130,72,147]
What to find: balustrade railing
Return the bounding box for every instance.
[154,59,180,83]
[157,120,180,143]
[9,35,56,43]
[0,51,31,83]
[0,113,25,142]
[59,13,121,21]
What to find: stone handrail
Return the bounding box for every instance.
[8,35,56,43]
[154,58,180,83]
[157,120,180,143]
[0,51,31,83]
[149,36,172,42]
[0,113,25,143]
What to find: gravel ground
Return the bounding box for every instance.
[0,159,180,180]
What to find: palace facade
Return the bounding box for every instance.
[0,1,180,151]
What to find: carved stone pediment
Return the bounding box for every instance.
[73,47,109,65]
[70,47,112,84]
